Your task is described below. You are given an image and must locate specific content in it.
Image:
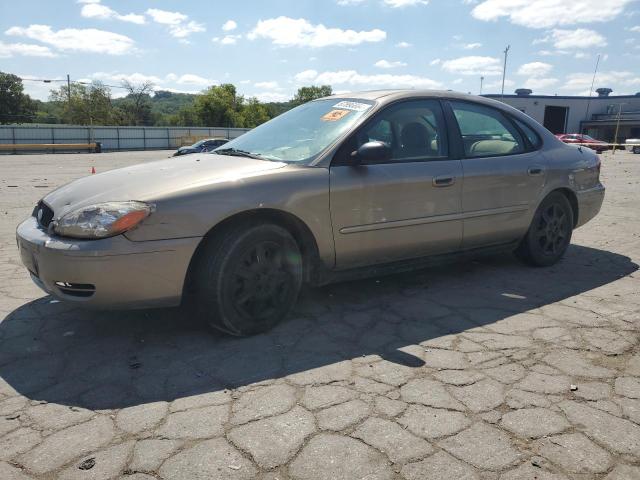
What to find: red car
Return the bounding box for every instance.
[555,134,609,153]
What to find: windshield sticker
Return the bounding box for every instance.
[332,101,371,112]
[322,109,351,122]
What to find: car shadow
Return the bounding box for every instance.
[0,245,636,410]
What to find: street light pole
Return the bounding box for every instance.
[480,76,484,95]
[501,45,510,99]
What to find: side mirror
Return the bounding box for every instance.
[351,141,391,165]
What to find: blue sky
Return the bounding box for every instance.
[1,0,638,102]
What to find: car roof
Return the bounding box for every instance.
[318,89,521,111]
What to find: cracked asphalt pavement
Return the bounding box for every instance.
[0,150,639,480]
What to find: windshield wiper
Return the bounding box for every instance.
[213,148,264,160]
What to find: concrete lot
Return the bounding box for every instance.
[0,149,639,480]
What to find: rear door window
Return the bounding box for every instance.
[450,101,525,158]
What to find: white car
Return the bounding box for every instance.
[626,138,640,154]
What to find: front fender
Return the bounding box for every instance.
[124,165,335,266]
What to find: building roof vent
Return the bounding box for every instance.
[596,87,612,97]
[515,88,532,96]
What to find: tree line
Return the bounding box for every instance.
[0,71,333,128]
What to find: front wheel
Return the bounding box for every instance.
[633,146,640,154]
[515,192,574,267]
[193,222,303,336]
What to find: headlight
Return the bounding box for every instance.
[53,201,154,239]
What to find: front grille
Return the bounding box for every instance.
[54,282,96,298]
[33,201,54,228]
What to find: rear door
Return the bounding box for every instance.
[329,99,463,268]
[445,100,546,249]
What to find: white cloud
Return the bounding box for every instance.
[168,21,205,38]
[252,91,290,102]
[396,41,412,48]
[90,71,163,85]
[213,35,241,45]
[145,8,204,38]
[452,78,463,84]
[540,28,607,50]
[374,59,407,68]
[89,71,215,90]
[255,81,279,89]
[222,20,237,31]
[0,41,57,58]
[175,74,212,86]
[80,2,145,24]
[471,0,633,29]
[145,8,186,25]
[6,24,135,55]
[517,61,553,77]
[429,58,441,66]
[562,71,640,92]
[294,69,442,89]
[383,0,429,6]
[337,0,428,5]
[462,42,482,49]
[523,77,558,89]
[441,56,502,75]
[629,25,640,32]
[248,16,386,47]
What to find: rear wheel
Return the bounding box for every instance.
[193,222,303,336]
[515,192,573,267]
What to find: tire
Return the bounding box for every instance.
[515,192,574,267]
[633,146,640,154]
[193,222,303,336]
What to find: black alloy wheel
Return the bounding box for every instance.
[515,192,574,267]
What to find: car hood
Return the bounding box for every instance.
[42,153,286,218]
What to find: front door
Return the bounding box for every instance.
[329,99,463,268]
[446,100,547,249]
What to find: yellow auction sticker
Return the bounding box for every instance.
[321,109,350,122]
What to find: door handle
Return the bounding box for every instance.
[528,166,544,176]
[433,176,455,187]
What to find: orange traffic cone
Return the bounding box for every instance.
[91,166,96,174]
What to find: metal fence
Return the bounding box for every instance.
[0,125,251,152]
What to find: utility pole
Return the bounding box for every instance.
[584,54,600,127]
[480,76,484,95]
[501,45,510,99]
[613,102,626,156]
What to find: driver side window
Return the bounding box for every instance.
[334,99,449,165]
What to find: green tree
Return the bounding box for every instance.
[193,83,244,127]
[240,97,271,127]
[292,85,332,106]
[0,72,36,124]
[116,80,155,126]
[49,82,115,125]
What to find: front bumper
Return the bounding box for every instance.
[16,217,201,309]
[575,183,605,228]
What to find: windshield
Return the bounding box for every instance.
[192,140,208,147]
[213,98,375,163]
[582,135,597,141]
